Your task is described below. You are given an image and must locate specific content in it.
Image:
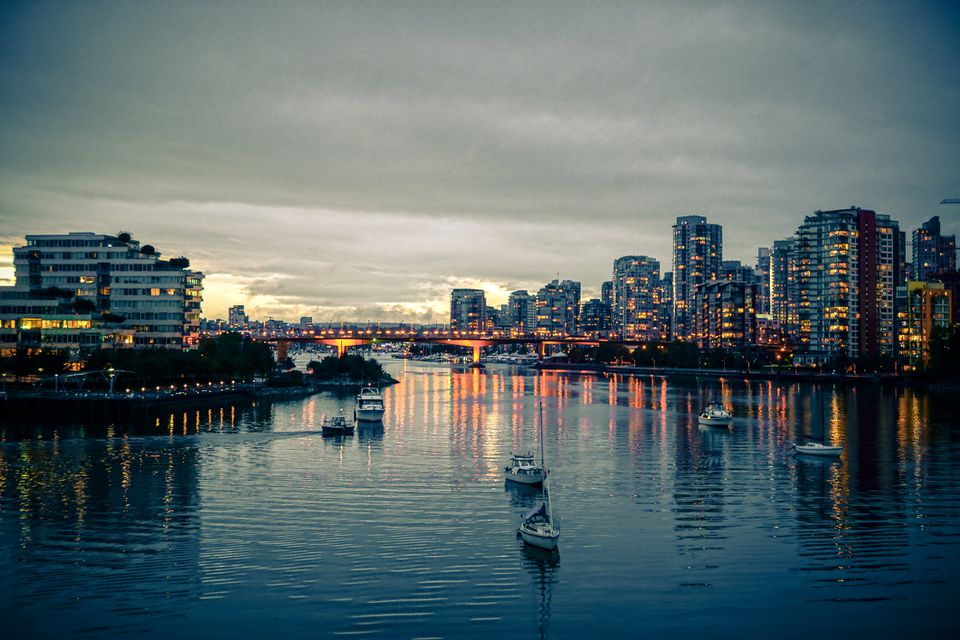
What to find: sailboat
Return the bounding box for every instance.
[794,386,842,457]
[519,402,560,550]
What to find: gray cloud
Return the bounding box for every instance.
[1,1,958,321]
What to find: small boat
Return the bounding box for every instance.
[698,401,733,428]
[519,403,560,550]
[354,386,385,422]
[794,441,842,456]
[505,451,545,486]
[322,410,355,436]
[795,387,842,457]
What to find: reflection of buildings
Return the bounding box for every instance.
[0,433,202,634]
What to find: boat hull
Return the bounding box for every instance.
[505,471,544,486]
[519,526,559,550]
[355,408,385,422]
[794,444,842,456]
[698,416,733,428]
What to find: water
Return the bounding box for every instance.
[2,361,959,639]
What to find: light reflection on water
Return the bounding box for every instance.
[1,360,959,639]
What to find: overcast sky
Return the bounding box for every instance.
[1,1,958,322]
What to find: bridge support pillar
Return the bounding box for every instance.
[537,342,547,359]
[472,345,481,363]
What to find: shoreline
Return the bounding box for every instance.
[533,361,957,388]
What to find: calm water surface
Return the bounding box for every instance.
[2,361,959,638]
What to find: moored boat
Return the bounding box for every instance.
[354,386,385,422]
[505,451,545,486]
[518,403,560,550]
[698,402,733,428]
[794,441,842,456]
[322,411,355,436]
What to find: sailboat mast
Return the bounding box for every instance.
[540,402,553,522]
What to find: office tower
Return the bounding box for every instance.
[450,288,486,332]
[795,208,902,364]
[3,231,203,352]
[535,279,580,336]
[612,255,664,340]
[912,216,957,281]
[672,215,722,341]
[692,281,758,349]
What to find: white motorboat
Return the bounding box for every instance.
[354,386,385,422]
[505,451,545,486]
[322,410,355,436]
[794,441,842,456]
[519,403,560,550]
[698,402,733,428]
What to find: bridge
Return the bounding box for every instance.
[260,328,643,363]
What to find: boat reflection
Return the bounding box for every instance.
[520,543,560,640]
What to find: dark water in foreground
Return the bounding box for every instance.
[2,361,959,639]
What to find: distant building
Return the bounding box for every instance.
[299,316,313,329]
[600,280,614,308]
[770,237,799,342]
[508,290,536,334]
[912,216,957,281]
[721,260,755,284]
[228,305,249,329]
[535,279,580,336]
[691,280,757,349]
[755,247,771,315]
[450,288,486,333]
[897,281,952,369]
[2,231,203,354]
[660,272,673,341]
[672,215,722,341]
[795,208,902,364]
[580,298,612,336]
[612,255,665,340]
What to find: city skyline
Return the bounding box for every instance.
[2,2,958,322]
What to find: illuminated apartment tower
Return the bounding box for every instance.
[612,255,665,340]
[755,247,771,314]
[692,281,758,348]
[795,208,902,364]
[450,288,486,333]
[912,216,956,281]
[672,215,722,341]
[535,279,580,336]
[770,237,799,341]
[507,290,536,334]
[6,231,203,350]
[897,281,952,369]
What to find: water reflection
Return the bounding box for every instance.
[1,363,958,638]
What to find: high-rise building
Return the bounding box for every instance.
[897,281,952,369]
[3,232,203,352]
[580,298,612,336]
[912,216,957,281]
[507,290,536,334]
[660,272,673,340]
[601,280,614,308]
[692,280,757,349]
[612,255,665,340]
[770,237,799,342]
[721,260,756,284]
[450,288,486,333]
[228,305,249,329]
[755,248,771,315]
[672,215,722,341]
[535,279,580,336]
[795,208,902,364]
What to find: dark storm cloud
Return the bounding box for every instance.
[1,1,958,320]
